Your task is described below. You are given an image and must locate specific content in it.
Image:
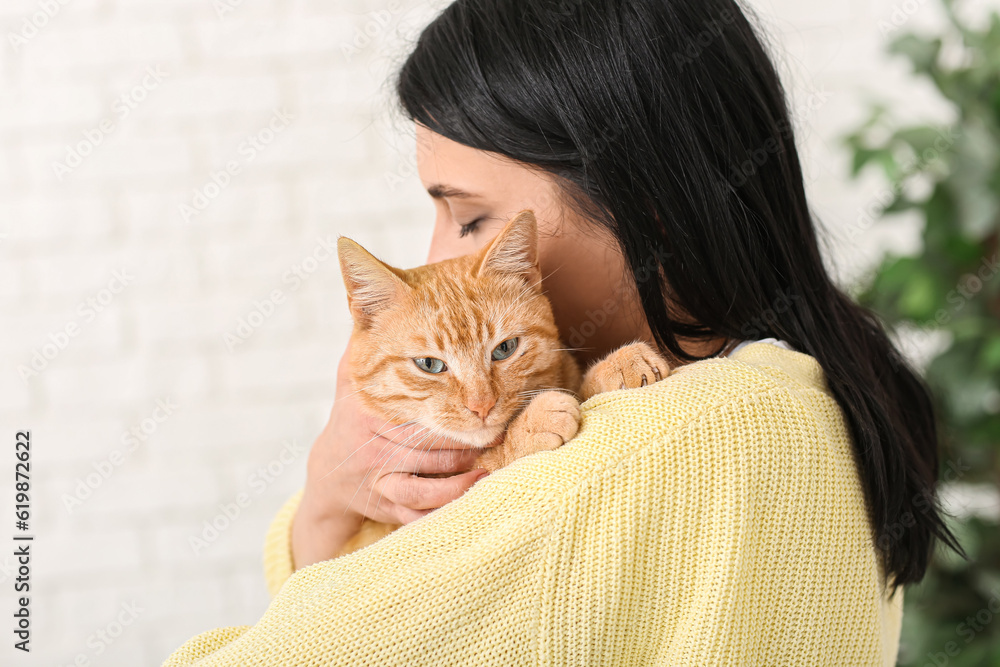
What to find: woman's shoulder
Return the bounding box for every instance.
[495,341,855,506]
[512,340,857,502]
[577,341,841,448]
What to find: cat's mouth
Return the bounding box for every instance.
[430,423,507,449]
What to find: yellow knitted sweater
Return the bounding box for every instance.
[162,342,903,666]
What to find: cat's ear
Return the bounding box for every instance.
[476,210,541,288]
[338,238,409,328]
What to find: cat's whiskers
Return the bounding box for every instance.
[316,399,407,481]
[361,423,448,519]
[316,411,411,484]
[516,386,580,400]
[331,383,378,405]
[367,427,448,519]
[363,410,491,519]
[540,261,567,283]
[347,415,425,512]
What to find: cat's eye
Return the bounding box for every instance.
[413,357,447,374]
[491,338,519,361]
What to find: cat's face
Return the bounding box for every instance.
[338,211,568,448]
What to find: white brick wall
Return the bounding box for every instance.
[0,0,963,664]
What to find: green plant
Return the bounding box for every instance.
[842,1,1000,664]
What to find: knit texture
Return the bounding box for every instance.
[263,485,303,598]
[161,342,904,666]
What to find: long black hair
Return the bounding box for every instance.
[394,0,962,589]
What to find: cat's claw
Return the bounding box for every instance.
[581,342,671,400]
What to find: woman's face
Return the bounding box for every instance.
[416,124,654,366]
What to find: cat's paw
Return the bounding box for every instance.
[507,390,581,459]
[580,342,671,401]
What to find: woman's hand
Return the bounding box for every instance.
[291,343,490,570]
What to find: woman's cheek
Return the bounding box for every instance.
[426,219,472,263]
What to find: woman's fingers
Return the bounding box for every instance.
[362,416,485,474]
[358,496,433,526]
[390,504,434,525]
[376,469,489,514]
[372,442,481,475]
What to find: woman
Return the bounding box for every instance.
[164,0,961,664]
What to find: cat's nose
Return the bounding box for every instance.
[466,396,497,421]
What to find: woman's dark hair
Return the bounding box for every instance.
[395,0,962,589]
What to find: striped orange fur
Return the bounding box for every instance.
[335,210,670,556]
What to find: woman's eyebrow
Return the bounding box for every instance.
[426,184,479,200]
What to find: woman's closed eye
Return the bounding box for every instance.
[458,217,485,238]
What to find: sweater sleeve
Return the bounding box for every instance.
[161,455,562,666]
[161,348,903,666]
[262,487,303,598]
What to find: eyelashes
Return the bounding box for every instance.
[458,217,485,238]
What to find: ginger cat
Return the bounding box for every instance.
[334,210,670,557]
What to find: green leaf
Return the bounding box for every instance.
[848,6,1000,662]
[899,271,940,320]
[884,193,917,215]
[889,34,942,74]
[924,182,955,231]
[981,336,1000,370]
[851,147,881,177]
[895,126,948,156]
[871,256,920,293]
[875,150,902,182]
